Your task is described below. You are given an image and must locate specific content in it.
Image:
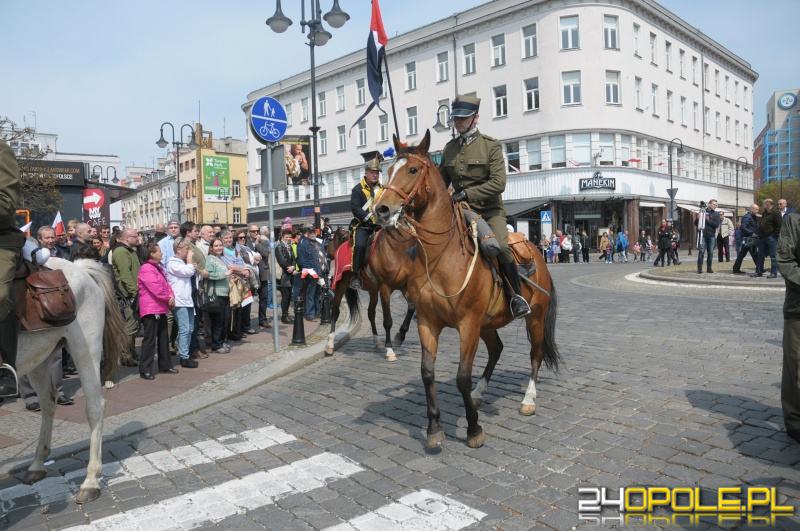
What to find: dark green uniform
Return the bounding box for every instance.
[0,140,25,368]
[439,131,512,263]
[777,212,800,441]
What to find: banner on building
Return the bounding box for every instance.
[203,155,231,203]
[281,135,311,186]
[20,160,85,187]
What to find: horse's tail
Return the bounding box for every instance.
[345,285,360,324]
[541,279,560,372]
[77,260,126,383]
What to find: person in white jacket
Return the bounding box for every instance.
[166,238,198,368]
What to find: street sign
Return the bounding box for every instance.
[540,210,552,222]
[83,188,109,228]
[666,187,678,199]
[540,210,553,240]
[250,96,287,144]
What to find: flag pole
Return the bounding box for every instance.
[382,53,400,140]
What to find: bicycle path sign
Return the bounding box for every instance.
[250,96,287,144]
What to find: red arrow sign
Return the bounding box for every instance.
[83,188,106,210]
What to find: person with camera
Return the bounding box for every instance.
[733,203,760,274]
[752,198,782,278]
[695,199,720,274]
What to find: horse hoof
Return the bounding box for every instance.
[324,346,334,356]
[385,349,397,362]
[519,403,537,416]
[467,430,486,448]
[425,431,445,449]
[23,469,46,485]
[75,488,101,504]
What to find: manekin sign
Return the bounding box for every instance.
[579,172,616,191]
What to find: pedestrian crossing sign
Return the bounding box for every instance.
[540,210,552,222]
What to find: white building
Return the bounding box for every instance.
[244,0,757,245]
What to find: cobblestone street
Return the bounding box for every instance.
[2,262,798,530]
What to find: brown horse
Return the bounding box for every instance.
[372,131,560,449]
[325,227,416,361]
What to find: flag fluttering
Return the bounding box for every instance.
[52,211,64,236]
[351,0,389,131]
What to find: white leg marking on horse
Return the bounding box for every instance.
[385,347,397,362]
[470,378,488,402]
[60,453,362,531]
[327,332,335,351]
[323,489,486,531]
[522,377,537,406]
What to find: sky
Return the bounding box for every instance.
[2,0,798,172]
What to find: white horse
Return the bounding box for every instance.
[10,256,126,504]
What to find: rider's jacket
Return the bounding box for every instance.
[350,177,384,227]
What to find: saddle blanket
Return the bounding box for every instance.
[333,240,353,290]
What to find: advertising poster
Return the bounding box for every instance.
[281,135,311,186]
[203,155,230,203]
[82,188,109,228]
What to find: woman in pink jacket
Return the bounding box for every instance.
[137,242,177,380]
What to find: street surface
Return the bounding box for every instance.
[1,261,798,530]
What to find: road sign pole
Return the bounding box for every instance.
[262,146,281,353]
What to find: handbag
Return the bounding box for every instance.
[198,279,222,313]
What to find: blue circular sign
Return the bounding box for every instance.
[250,96,287,143]
[778,93,797,110]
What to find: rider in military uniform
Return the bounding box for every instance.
[349,151,384,291]
[0,140,25,370]
[439,95,531,319]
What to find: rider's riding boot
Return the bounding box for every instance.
[500,261,531,319]
[350,249,364,291]
[0,313,18,370]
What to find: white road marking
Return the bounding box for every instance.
[626,271,785,291]
[62,453,363,531]
[0,425,295,512]
[324,489,487,531]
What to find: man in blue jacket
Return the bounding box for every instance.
[295,226,323,321]
[732,203,759,274]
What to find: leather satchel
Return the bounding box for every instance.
[507,232,538,265]
[15,269,77,331]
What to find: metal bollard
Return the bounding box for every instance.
[291,277,306,345]
[320,277,332,324]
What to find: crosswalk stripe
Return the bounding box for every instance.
[62,452,363,531]
[0,425,295,512]
[324,489,487,531]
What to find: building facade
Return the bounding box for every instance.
[243,0,757,245]
[754,89,800,187]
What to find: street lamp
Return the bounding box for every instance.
[668,137,684,224]
[433,104,454,138]
[106,166,119,184]
[735,156,748,224]
[91,164,103,182]
[156,122,198,223]
[266,0,350,230]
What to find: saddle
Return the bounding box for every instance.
[13,260,77,332]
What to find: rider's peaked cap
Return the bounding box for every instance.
[361,150,384,172]
[451,95,480,118]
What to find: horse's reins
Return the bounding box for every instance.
[383,153,480,299]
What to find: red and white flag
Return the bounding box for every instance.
[52,210,65,236]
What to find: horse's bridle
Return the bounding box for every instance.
[382,153,432,211]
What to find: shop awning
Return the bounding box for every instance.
[639,201,666,208]
[504,200,548,218]
[676,203,733,216]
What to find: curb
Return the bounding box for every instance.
[0,303,362,478]
[639,270,784,288]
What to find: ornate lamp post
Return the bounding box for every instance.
[156,122,198,223]
[433,104,454,138]
[266,0,350,230]
[668,137,684,224]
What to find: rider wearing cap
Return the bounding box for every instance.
[349,151,384,291]
[439,95,531,319]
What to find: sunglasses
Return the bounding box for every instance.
[237,236,246,240]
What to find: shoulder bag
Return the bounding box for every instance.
[198,279,222,313]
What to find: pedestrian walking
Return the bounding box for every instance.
[655,220,671,267]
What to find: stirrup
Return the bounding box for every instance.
[509,295,531,319]
[0,363,19,398]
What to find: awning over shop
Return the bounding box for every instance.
[504,199,548,218]
[676,203,733,216]
[639,201,666,208]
